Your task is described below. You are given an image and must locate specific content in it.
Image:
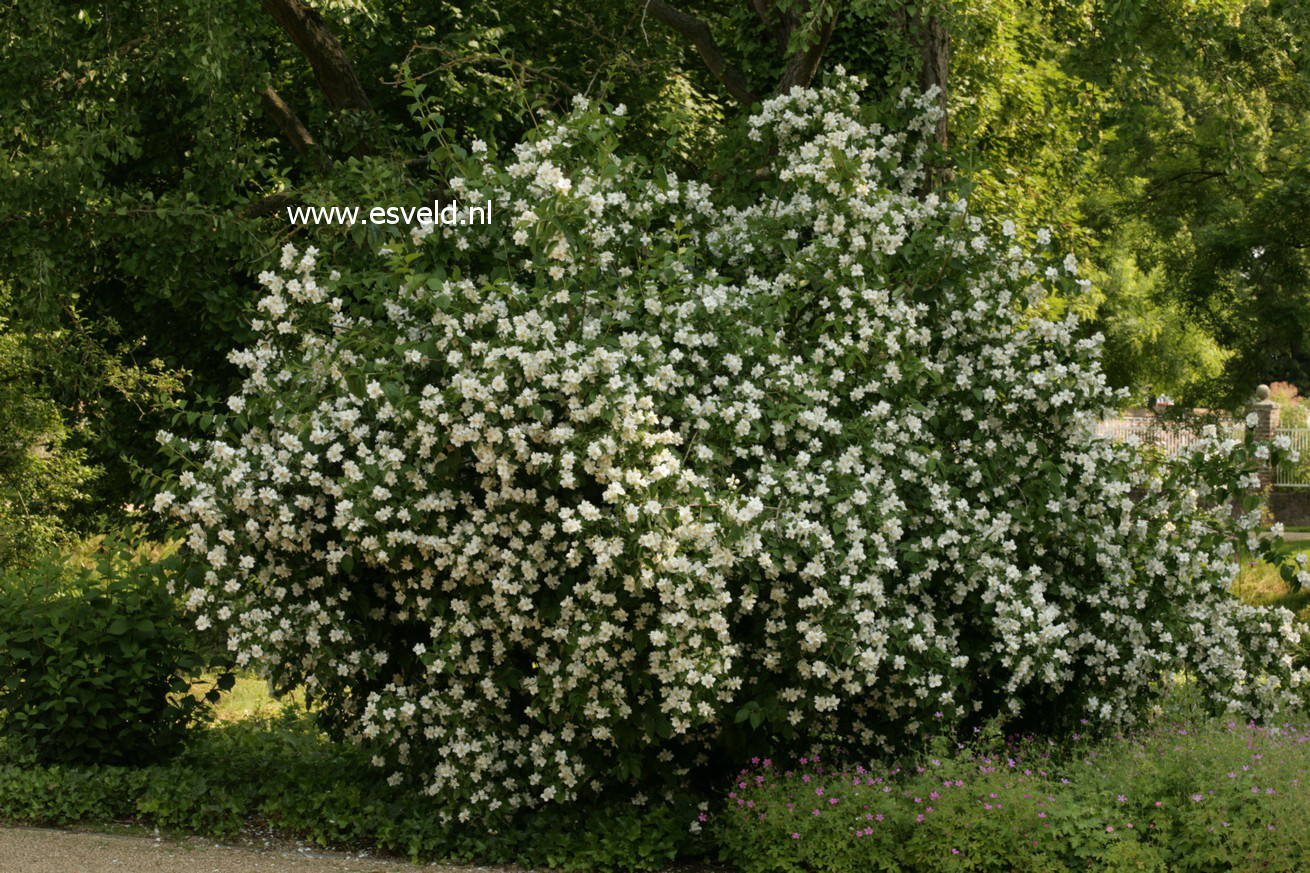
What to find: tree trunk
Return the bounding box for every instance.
[260,87,332,174]
[261,0,373,114]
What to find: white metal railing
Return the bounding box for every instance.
[1096,416,1310,490]
[1095,416,1243,457]
[1275,427,1310,489]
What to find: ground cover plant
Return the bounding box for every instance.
[4,686,1310,871]
[0,700,702,871]
[155,74,1307,824]
[715,712,1310,872]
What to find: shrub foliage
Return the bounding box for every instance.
[159,78,1303,813]
[0,538,225,765]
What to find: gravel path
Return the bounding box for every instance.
[0,826,525,873]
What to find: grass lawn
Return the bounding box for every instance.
[1234,540,1310,616]
[201,672,304,722]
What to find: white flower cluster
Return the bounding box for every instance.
[158,77,1304,812]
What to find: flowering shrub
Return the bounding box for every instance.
[157,75,1305,813]
[715,719,1310,871]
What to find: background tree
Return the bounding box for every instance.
[1074,0,1310,403]
[0,287,97,567]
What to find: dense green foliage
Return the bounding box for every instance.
[0,296,97,567]
[1077,0,1310,403]
[0,707,704,871]
[716,715,1310,871]
[0,538,225,765]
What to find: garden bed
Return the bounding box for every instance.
[4,681,1310,872]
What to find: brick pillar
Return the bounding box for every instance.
[1253,384,1280,490]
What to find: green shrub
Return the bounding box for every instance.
[158,73,1302,819]
[0,536,228,765]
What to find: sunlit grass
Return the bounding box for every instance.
[188,671,305,722]
[1234,540,1310,617]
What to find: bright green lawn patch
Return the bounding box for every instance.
[194,671,303,722]
[1235,540,1310,617]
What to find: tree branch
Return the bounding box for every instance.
[916,13,949,141]
[260,87,333,174]
[261,0,372,114]
[775,3,841,94]
[642,0,759,105]
[895,3,951,192]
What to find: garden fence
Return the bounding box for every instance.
[1275,427,1310,490]
[1096,405,1310,490]
[1094,415,1243,457]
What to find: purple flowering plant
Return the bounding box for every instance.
[714,714,1310,871]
